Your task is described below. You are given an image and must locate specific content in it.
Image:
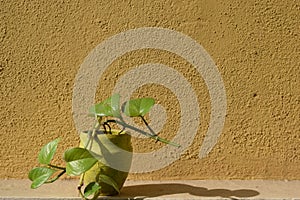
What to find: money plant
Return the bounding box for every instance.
[28,94,180,199]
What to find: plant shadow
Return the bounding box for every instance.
[116,183,260,199]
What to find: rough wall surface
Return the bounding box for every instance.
[0,0,299,179]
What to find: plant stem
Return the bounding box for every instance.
[84,122,99,149]
[45,169,66,183]
[103,121,112,133]
[77,179,100,200]
[78,174,84,198]
[140,115,157,137]
[48,164,66,171]
[113,120,181,147]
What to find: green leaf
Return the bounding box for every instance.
[28,167,56,189]
[38,138,60,165]
[89,94,121,117]
[98,174,120,194]
[63,147,98,176]
[84,182,101,198]
[123,98,155,117]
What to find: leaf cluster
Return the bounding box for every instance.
[29,94,180,199]
[88,94,180,147]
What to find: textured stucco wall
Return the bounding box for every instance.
[0,0,299,179]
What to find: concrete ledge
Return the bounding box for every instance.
[1,179,299,199]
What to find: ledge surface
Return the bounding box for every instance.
[1,179,299,199]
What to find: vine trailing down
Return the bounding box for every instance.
[28,94,180,199]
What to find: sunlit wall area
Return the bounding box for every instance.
[0,0,299,180]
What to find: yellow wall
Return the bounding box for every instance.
[0,0,299,179]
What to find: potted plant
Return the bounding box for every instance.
[28,94,180,199]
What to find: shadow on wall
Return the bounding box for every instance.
[119,183,260,199]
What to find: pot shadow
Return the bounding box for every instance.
[117,183,259,199]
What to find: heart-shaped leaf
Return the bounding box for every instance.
[28,167,56,189]
[84,182,101,198]
[38,138,60,165]
[123,98,155,117]
[98,174,120,194]
[63,147,98,176]
[89,94,120,117]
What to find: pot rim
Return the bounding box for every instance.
[81,129,127,135]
